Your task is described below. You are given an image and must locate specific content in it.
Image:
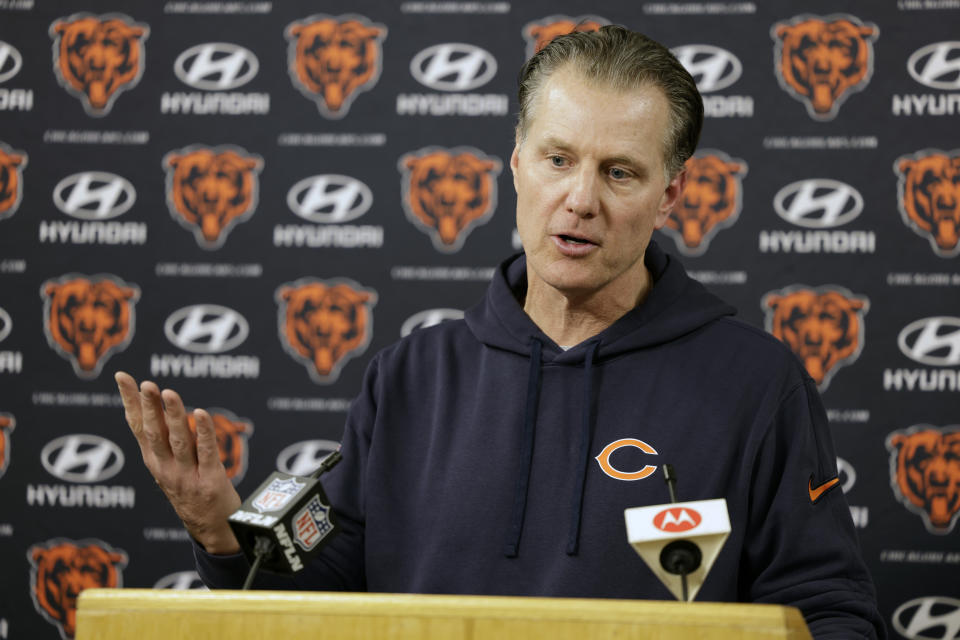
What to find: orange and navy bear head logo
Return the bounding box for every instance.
[661,150,747,256]
[886,426,960,535]
[521,15,609,59]
[49,13,149,116]
[186,409,253,485]
[771,14,878,121]
[894,149,960,258]
[0,412,14,480]
[399,147,502,253]
[762,285,869,392]
[0,142,28,221]
[285,14,387,119]
[163,145,263,250]
[41,275,140,379]
[28,539,127,639]
[277,278,377,384]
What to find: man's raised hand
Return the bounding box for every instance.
[115,371,242,554]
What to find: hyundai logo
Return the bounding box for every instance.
[773,179,864,228]
[286,175,374,223]
[410,43,497,92]
[153,570,208,590]
[908,42,960,91]
[671,44,742,93]
[836,457,856,494]
[164,304,249,354]
[174,42,259,91]
[0,307,10,343]
[892,596,960,640]
[52,172,136,220]
[0,41,23,83]
[276,439,341,477]
[400,308,464,338]
[898,317,960,367]
[41,434,125,483]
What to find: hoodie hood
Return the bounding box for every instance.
[465,240,737,361]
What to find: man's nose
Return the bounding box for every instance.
[564,166,600,218]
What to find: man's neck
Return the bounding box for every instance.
[523,265,652,347]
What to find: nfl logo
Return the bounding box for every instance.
[252,477,305,513]
[293,495,334,551]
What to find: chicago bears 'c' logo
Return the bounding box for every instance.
[185,409,253,485]
[0,412,14,479]
[277,279,377,384]
[28,539,127,639]
[894,149,960,258]
[762,286,869,391]
[163,145,263,249]
[522,15,608,59]
[41,275,140,379]
[886,426,960,535]
[661,151,747,256]
[771,15,878,120]
[49,13,149,116]
[0,142,27,221]
[286,14,387,119]
[399,147,502,253]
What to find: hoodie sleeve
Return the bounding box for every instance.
[742,375,886,639]
[194,356,380,591]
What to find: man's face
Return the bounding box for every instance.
[511,67,685,301]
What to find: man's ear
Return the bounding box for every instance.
[655,168,686,229]
[510,143,521,193]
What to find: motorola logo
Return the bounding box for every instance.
[653,507,701,533]
[286,175,374,223]
[892,596,960,640]
[836,457,856,494]
[671,45,742,93]
[52,172,136,220]
[164,304,249,354]
[773,179,864,228]
[153,570,208,590]
[410,43,497,92]
[0,307,10,343]
[400,308,464,337]
[276,439,341,477]
[40,434,125,483]
[0,41,23,83]
[908,42,960,91]
[898,317,960,367]
[174,42,259,91]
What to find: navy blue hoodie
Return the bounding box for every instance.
[197,243,885,639]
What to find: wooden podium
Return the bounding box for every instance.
[77,589,812,639]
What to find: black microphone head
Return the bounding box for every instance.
[228,471,337,573]
[659,539,702,575]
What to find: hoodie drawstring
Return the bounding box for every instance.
[505,337,600,558]
[504,337,542,557]
[567,340,599,555]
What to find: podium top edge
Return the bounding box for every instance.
[79,589,805,625]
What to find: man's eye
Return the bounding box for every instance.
[609,167,628,179]
[550,156,565,167]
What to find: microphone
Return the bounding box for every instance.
[624,464,730,602]
[227,451,341,587]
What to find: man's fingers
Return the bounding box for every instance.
[162,388,198,467]
[115,371,144,436]
[194,409,223,475]
[139,380,173,460]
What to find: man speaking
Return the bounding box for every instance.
[115,26,885,639]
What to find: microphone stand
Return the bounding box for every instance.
[659,464,701,602]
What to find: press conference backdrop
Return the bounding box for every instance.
[0,0,957,638]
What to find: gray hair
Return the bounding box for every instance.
[516,25,703,178]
